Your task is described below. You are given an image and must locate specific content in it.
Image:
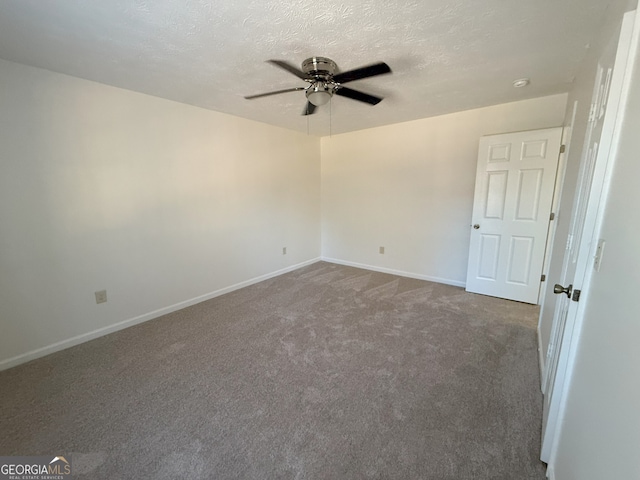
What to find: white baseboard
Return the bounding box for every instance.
[321,257,466,288]
[546,464,555,479]
[538,322,547,392]
[0,257,321,372]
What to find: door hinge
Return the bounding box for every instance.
[572,289,581,302]
[588,103,597,122]
[541,274,546,282]
[560,144,566,154]
[550,212,555,221]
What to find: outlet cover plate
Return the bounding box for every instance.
[95,290,107,304]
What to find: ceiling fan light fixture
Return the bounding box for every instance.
[306,82,332,106]
[307,90,331,106]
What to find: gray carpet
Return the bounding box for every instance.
[0,262,546,479]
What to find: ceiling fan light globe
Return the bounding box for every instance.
[307,90,331,106]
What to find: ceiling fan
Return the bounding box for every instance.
[244,57,392,115]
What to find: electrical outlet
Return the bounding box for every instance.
[95,290,107,304]
[379,246,385,254]
[282,247,287,255]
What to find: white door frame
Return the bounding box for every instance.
[541,9,640,471]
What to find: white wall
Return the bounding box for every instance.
[321,95,567,286]
[552,7,640,479]
[0,59,321,369]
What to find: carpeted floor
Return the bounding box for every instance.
[0,262,547,479]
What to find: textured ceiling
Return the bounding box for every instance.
[0,0,612,136]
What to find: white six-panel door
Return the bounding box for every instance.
[466,128,562,304]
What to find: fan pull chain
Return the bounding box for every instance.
[329,96,332,138]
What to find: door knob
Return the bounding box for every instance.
[473,224,480,229]
[553,283,573,298]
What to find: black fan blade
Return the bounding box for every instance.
[335,86,383,105]
[302,102,317,116]
[244,87,305,100]
[267,60,311,80]
[333,62,391,84]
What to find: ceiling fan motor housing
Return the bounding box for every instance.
[302,57,337,77]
